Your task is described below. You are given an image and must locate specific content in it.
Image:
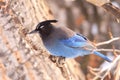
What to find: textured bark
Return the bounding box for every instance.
[102,3,120,19]
[0,0,85,80]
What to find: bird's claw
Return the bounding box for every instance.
[49,55,57,63]
[49,55,65,67]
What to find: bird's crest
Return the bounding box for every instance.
[29,20,57,34]
[36,20,58,29]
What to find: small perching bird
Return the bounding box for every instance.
[29,20,112,62]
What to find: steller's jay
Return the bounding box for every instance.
[29,20,112,62]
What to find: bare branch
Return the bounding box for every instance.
[102,3,120,19]
[86,0,120,20]
[86,0,110,7]
[96,49,120,53]
[92,55,120,80]
[96,37,120,46]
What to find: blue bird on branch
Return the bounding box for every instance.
[29,20,112,63]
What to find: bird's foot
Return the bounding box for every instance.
[56,56,65,67]
[49,55,65,67]
[49,55,70,79]
[49,55,57,63]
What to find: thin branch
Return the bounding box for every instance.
[96,49,120,53]
[96,37,120,46]
[92,55,120,80]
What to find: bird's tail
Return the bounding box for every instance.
[93,51,112,62]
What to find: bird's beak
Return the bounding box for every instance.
[28,29,38,34]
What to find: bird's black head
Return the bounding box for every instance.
[29,20,58,39]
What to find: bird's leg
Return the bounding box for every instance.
[49,56,70,79]
[56,56,65,67]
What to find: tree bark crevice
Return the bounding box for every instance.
[0,0,84,80]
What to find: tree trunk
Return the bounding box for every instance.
[0,0,85,80]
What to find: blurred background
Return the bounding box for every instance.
[48,0,120,79]
[0,0,120,80]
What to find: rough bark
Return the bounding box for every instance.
[0,0,85,80]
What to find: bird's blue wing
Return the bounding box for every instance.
[60,34,93,48]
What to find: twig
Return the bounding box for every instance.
[92,55,120,80]
[96,49,120,53]
[114,60,120,80]
[96,37,120,46]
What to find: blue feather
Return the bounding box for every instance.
[60,34,90,48]
[93,51,112,62]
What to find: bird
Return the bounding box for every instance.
[29,20,112,62]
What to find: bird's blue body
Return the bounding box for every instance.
[29,20,112,62]
[44,34,91,58]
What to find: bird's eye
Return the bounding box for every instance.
[40,26,44,29]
